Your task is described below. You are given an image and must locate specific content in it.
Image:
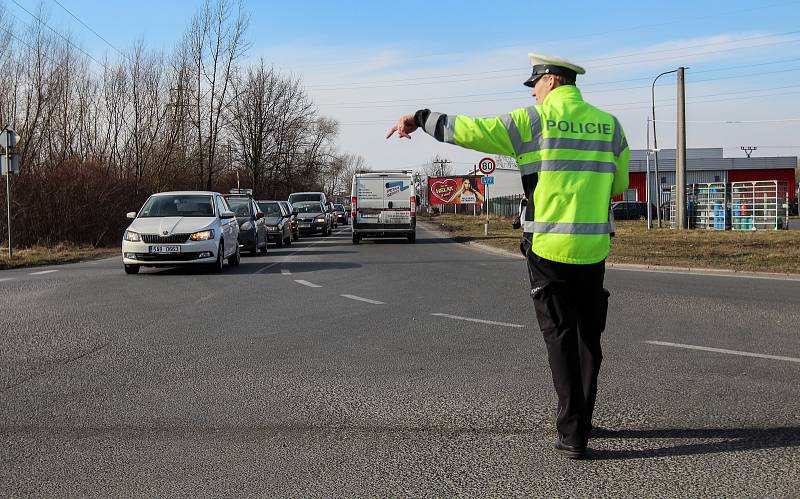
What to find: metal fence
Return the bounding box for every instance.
[489,194,525,217]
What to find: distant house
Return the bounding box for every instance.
[621,148,797,206]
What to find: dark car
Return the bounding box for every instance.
[293,201,332,236]
[278,200,300,241]
[333,203,349,225]
[327,202,338,228]
[257,200,293,248]
[223,194,268,255]
[612,201,656,220]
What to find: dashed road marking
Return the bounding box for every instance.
[281,269,292,275]
[0,277,15,283]
[29,270,59,275]
[295,279,322,288]
[646,341,800,364]
[431,313,526,328]
[340,294,385,305]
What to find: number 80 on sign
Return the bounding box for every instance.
[478,157,496,175]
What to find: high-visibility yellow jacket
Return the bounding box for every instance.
[418,85,629,264]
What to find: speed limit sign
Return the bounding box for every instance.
[478,157,496,175]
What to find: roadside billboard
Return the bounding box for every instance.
[428,176,486,205]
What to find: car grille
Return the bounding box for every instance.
[141,234,191,244]
[133,252,204,262]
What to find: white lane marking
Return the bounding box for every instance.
[0,277,15,282]
[281,269,292,275]
[340,294,385,305]
[431,313,526,328]
[295,279,322,288]
[29,270,59,275]
[646,341,800,364]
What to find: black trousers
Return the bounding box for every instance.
[527,252,609,447]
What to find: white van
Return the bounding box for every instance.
[351,171,416,244]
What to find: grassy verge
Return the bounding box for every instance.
[0,243,118,270]
[420,214,800,274]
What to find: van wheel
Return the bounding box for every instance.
[124,264,140,274]
[352,233,360,245]
[407,232,416,244]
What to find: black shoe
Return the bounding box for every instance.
[554,437,586,460]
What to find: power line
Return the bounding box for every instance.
[8,0,107,69]
[306,30,800,91]
[49,0,127,59]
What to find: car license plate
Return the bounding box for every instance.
[300,223,311,228]
[149,245,180,254]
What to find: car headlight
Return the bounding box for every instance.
[190,229,215,241]
[240,221,253,231]
[315,217,326,223]
[123,230,141,242]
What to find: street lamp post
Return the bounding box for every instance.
[651,69,679,228]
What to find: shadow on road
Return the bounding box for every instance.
[588,426,800,460]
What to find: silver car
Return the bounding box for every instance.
[122,191,241,274]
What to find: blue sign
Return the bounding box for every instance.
[481,176,494,185]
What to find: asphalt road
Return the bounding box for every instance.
[2,224,799,497]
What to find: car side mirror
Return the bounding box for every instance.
[126,212,137,219]
[220,210,235,219]
[255,212,264,220]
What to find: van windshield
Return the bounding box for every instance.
[289,193,322,203]
[293,202,323,213]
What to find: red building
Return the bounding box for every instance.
[616,148,797,207]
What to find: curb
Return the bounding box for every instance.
[418,221,800,281]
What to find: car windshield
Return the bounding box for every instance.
[289,193,322,203]
[225,197,253,217]
[293,202,323,213]
[258,202,282,217]
[334,204,344,211]
[139,195,215,218]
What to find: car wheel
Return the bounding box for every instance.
[124,264,140,274]
[210,242,224,273]
[229,245,240,266]
[407,232,416,244]
[352,233,360,245]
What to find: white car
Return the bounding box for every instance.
[122,191,241,274]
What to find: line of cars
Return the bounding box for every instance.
[121,190,347,274]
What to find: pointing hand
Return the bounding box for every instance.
[386,114,418,139]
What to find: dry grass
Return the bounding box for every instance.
[0,243,118,270]
[422,214,800,274]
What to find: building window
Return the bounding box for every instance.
[623,189,637,201]
[714,175,721,182]
[661,176,667,184]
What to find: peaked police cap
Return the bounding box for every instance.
[523,53,586,87]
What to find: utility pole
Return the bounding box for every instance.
[652,68,679,228]
[675,67,687,230]
[1,128,20,258]
[741,146,757,158]
[432,158,451,177]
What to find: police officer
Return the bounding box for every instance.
[387,53,629,459]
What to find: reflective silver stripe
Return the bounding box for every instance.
[520,107,543,153]
[612,116,627,156]
[533,222,612,234]
[519,162,540,175]
[541,137,615,153]
[499,114,524,154]
[424,112,442,137]
[522,220,536,233]
[518,160,616,174]
[443,115,456,144]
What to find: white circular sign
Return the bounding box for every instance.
[478,157,496,175]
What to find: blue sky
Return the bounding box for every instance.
[7,0,800,170]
